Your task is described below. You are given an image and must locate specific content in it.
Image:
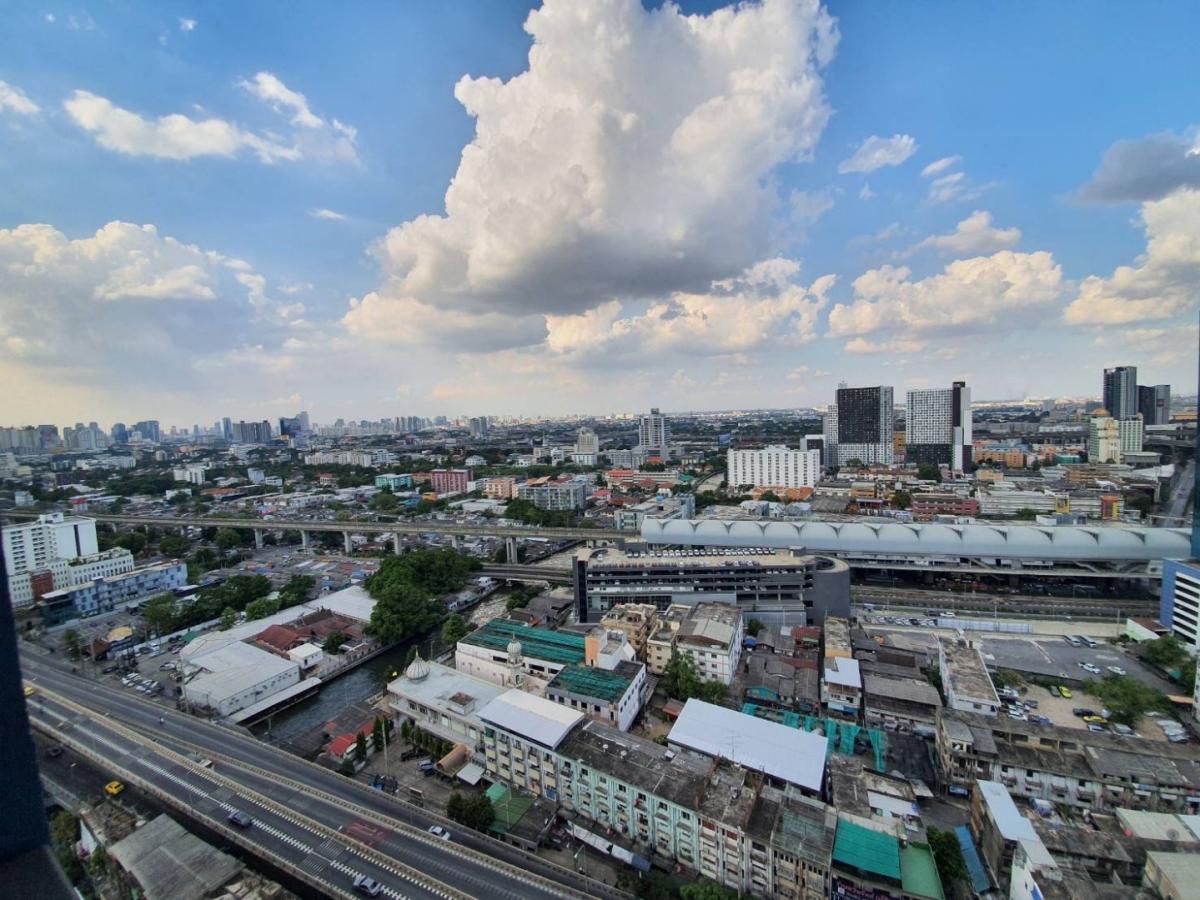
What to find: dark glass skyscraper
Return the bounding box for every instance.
[1102,366,1137,419]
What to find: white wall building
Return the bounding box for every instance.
[907,382,972,471]
[3,513,102,608]
[638,408,670,455]
[171,463,209,485]
[727,445,820,490]
[182,641,300,717]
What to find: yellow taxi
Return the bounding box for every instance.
[23,683,36,698]
[104,781,125,797]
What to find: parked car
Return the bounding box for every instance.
[1072,708,1097,718]
[1082,715,1108,725]
[45,745,64,758]
[427,825,451,840]
[1112,724,1134,736]
[227,810,252,828]
[1106,666,1127,676]
[105,781,125,796]
[1087,723,1106,733]
[101,665,118,674]
[1057,686,1072,699]
[1078,662,1101,674]
[399,749,423,762]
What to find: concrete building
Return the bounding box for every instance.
[517,478,587,510]
[612,495,694,531]
[573,543,850,626]
[1103,365,1138,420]
[40,560,187,625]
[3,512,103,608]
[644,602,743,685]
[821,656,862,718]
[575,427,599,456]
[387,655,506,762]
[638,408,670,457]
[171,463,209,485]
[1160,559,1200,651]
[861,674,942,732]
[1139,384,1171,426]
[375,473,415,491]
[907,382,972,471]
[827,385,894,467]
[605,447,649,469]
[481,476,518,500]
[727,445,820,490]
[938,636,999,717]
[599,604,659,659]
[910,493,980,522]
[455,619,587,691]
[431,468,472,494]
[544,660,647,732]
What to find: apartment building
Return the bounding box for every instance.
[481,476,518,500]
[3,512,111,608]
[1160,559,1200,651]
[727,445,820,490]
[599,604,659,659]
[909,493,980,522]
[431,468,472,494]
[544,661,647,732]
[907,382,972,471]
[455,619,587,691]
[39,560,188,625]
[938,637,1000,717]
[573,544,850,625]
[517,478,588,510]
[643,602,744,685]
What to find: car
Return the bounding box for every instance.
[1058,686,1072,699]
[1112,724,1134,736]
[227,810,253,828]
[1078,662,1101,674]
[427,825,451,840]
[45,746,64,758]
[160,662,176,671]
[1024,699,1039,709]
[1063,636,1081,646]
[352,875,384,896]
[23,684,36,698]
[1081,636,1099,648]
[1087,723,1107,733]
[399,749,423,762]
[1082,715,1108,724]
[1106,666,1127,676]
[102,665,118,674]
[197,758,214,769]
[105,781,125,796]
[1073,708,1096,717]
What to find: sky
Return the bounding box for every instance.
[2,0,1199,427]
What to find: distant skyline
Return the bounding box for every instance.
[2,0,1198,423]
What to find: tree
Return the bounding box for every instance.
[368,581,442,645]
[745,618,765,638]
[244,597,281,621]
[63,628,82,661]
[917,463,943,483]
[441,613,469,645]
[845,458,864,469]
[218,607,238,631]
[114,530,148,555]
[370,491,399,512]
[355,731,369,762]
[680,880,736,900]
[50,810,81,883]
[214,528,243,552]
[278,575,315,608]
[891,489,912,510]
[1084,675,1172,726]
[1142,635,1189,671]
[446,792,495,831]
[141,593,178,636]
[927,827,967,889]
[373,716,386,753]
[325,631,349,654]
[758,490,782,503]
[158,533,190,557]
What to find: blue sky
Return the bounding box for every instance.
[2,0,1198,426]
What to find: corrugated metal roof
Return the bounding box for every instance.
[900,843,944,900]
[832,818,900,881]
[461,620,586,665]
[976,780,1036,841]
[668,699,827,791]
[479,689,584,749]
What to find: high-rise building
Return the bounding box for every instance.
[1087,413,1141,463]
[727,445,820,489]
[3,513,102,608]
[575,427,599,455]
[1138,384,1171,426]
[1103,366,1138,419]
[132,419,161,442]
[638,408,670,456]
[278,416,302,438]
[231,420,272,443]
[222,417,233,441]
[468,416,490,438]
[906,381,972,471]
[110,422,128,444]
[801,434,826,468]
[828,385,893,466]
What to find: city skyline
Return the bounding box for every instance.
[2,0,1199,423]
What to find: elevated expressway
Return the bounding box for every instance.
[21,653,624,900]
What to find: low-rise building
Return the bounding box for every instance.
[517,478,588,510]
[544,661,647,732]
[821,656,862,718]
[181,641,300,718]
[481,476,518,500]
[599,603,659,659]
[670,602,744,685]
[40,560,188,625]
[938,636,999,717]
[455,619,587,691]
[862,673,942,732]
[387,656,505,761]
[375,473,414,491]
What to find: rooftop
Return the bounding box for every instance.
[825,656,862,689]
[547,661,641,703]
[939,638,998,704]
[479,689,584,749]
[832,816,901,883]
[107,815,243,900]
[579,544,822,570]
[863,674,941,708]
[387,660,506,715]
[668,699,827,792]
[461,619,586,665]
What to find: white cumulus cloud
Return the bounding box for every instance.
[363,0,839,338]
[920,155,961,179]
[903,210,1020,257]
[64,72,356,164]
[309,208,347,221]
[827,250,1063,337]
[179,18,197,32]
[837,134,917,174]
[1064,188,1200,325]
[0,81,40,116]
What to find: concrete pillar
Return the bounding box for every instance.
[253,529,264,550]
[392,534,401,555]
[301,530,310,550]
[344,531,353,555]
[505,536,518,563]
[451,534,461,551]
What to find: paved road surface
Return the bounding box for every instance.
[22,653,622,900]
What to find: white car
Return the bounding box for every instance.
[427,825,451,840]
[1106,666,1127,676]
[1078,662,1101,674]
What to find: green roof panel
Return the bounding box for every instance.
[832,819,901,882]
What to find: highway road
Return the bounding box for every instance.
[21,653,624,900]
[478,564,572,585]
[1160,460,1195,527]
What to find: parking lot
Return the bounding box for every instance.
[976,636,1171,692]
[88,639,186,705]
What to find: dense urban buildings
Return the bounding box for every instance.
[906,381,972,471]
[3,512,103,607]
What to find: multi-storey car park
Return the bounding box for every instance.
[573,543,851,626]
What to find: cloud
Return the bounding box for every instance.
[364,0,838,335]
[64,72,356,164]
[1064,188,1200,325]
[837,134,917,174]
[843,336,928,354]
[179,18,197,32]
[903,210,1020,257]
[1077,129,1200,204]
[1094,324,1200,368]
[309,208,347,221]
[787,188,835,226]
[343,292,548,353]
[858,183,874,200]
[0,81,39,116]
[920,155,961,179]
[0,221,298,388]
[543,258,834,361]
[828,250,1063,337]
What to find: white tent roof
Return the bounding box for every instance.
[667,699,827,791]
[478,689,584,749]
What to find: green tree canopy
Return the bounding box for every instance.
[441,613,469,645]
[1085,675,1172,726]
[927,827,966,889]
[1142,635,1190,670]
[158,533,190,557]
[218,607,238,631]
[244,597,281,621]
[917,463,943,482]
[746,618,765,638]
[368,581,442,645]
[214,528,243,552]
